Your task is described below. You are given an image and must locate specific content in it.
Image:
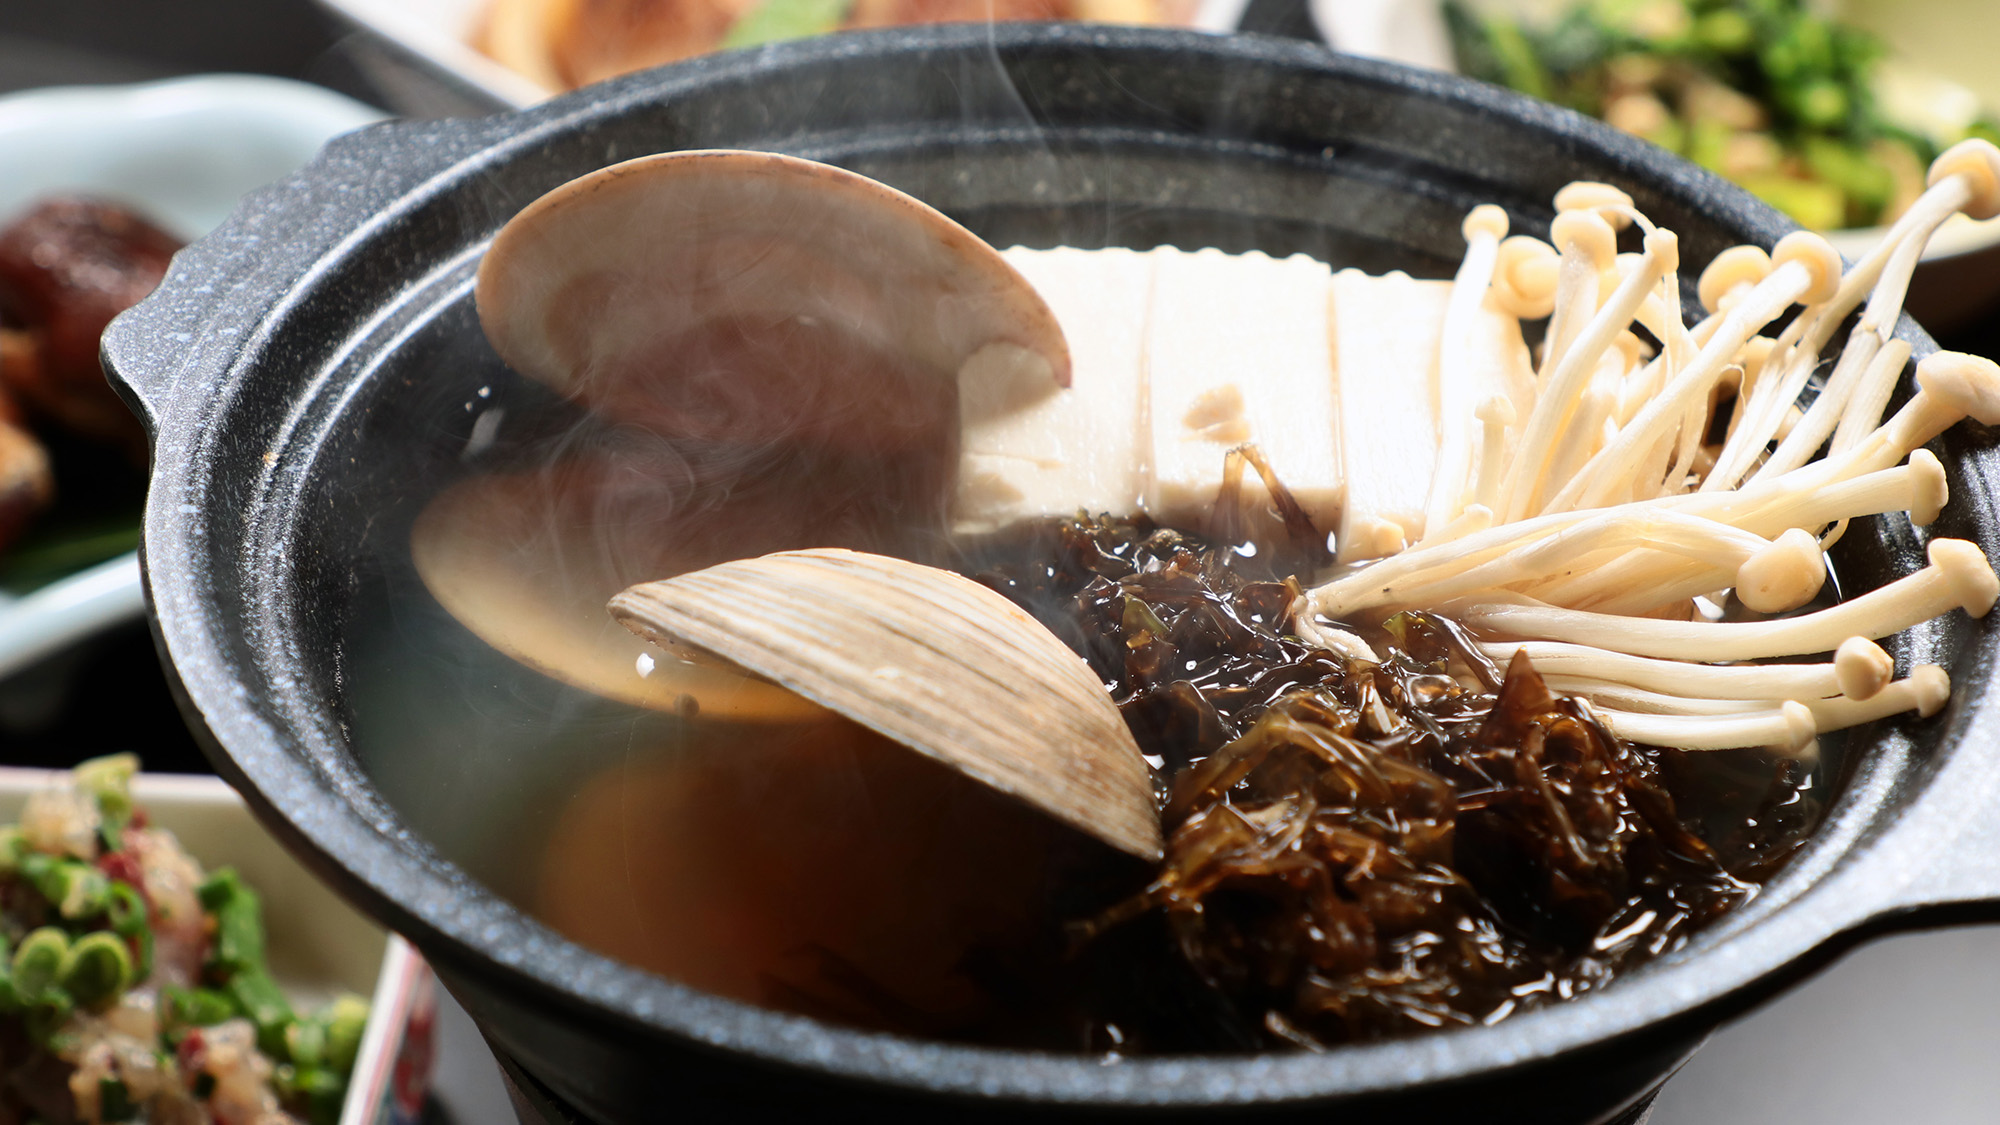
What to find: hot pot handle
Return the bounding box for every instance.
[1835,685,2000,931]
[101,115,511,435]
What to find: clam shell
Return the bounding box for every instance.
[475,149,1071,436]
[610,548,1165,861]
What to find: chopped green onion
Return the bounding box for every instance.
[197,868,266,972]
[323,994,371,1076]
[286,1017,328,1070]
[12,928,68,999]
[74,754,137,822]
[226,967,296,1058]
[36,861,110,921]
[106,881,145,936]
[290,1065,347,1125]
[162,985,236,1031]
[0,828,26,876]
[60,932,134,1010]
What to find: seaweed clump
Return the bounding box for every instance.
[971,513,1814,1052]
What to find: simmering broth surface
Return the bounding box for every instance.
[535,716,1071,1032]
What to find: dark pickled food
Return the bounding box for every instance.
[972,514,1818,1051]
[0,197,181,574]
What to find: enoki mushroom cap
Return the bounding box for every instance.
[1909,664,1952,718]
[1834,636,1894,701]
[1771,230,1842,305]
[1550,209,1619,268]
[1916,350,2000,427]
[1734,527,1826,614]
[1493,235,1559,319]
[1697,244,1771,314]
[1476,394,1518,426]
[1779,700,1818,754]
[1554,181,1636,229]
[1463,204,1509,243]
[1928,138,2000,221]
[1929,537,2000,618]
[1908,448,1948,525]
[1640,227,1680,274]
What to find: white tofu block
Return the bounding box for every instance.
[951,246,1153,534]
[1332,269,1449,561]
[1145,247,1343,535]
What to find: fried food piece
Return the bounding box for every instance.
[546,0,763,88]
[0,198,182,450]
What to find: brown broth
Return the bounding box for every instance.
[531,715,1081,1035]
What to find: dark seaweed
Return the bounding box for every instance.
[967,513,1816,1052]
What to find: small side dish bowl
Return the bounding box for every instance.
[0,769,434,1125]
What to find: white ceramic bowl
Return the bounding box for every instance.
[0,75,385,678]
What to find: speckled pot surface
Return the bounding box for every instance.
[102,23,2000,1125]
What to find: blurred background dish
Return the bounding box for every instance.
[0,74,382,755]
[0,764,433,1125]
[1308,0,2000,332]
[0,75,385,238]
[317,0,1256,108]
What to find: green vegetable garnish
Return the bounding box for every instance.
[75,753,139,839]
[162,985,236,1031]
[0,828,27,877]
[1740,173,1845,231]
[288,1065,347,1125]
[37,861,109,922]
[286,1017,328,1070]
[721,0,850,50]
[197,868,267,972]
[0,758,375,1120]
[196,868,298,1054]
[227,967,296,1058]
[13,928,69,999]
[323,994,371,1076]
[105,881,145,935]
[59,932,134,1010]
[1693,8,1753,55]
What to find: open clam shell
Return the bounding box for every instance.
[610,549,1165,861]
[475,149,1072,449]
[428,150,1071,715]
[411,467,825,721]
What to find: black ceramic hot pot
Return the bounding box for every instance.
[100,23,2000,1125]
